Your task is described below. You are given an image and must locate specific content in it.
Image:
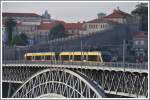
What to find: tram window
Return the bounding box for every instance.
[70,55,73,60]
[35,56,41,60]
[88,55,97,61]
[61,55,69,60]
[26,56,32,60]
[74,55,81,61]
[83,55,87,60]
[101,54,112,62]
[32,56,35,60]
[45,56,51,60]
[41,56,44,60]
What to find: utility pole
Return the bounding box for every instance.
[123,40,126,72]
[81,40,83,72]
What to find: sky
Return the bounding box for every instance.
[2,2,142,22]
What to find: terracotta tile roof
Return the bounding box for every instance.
[64,23,85,30]
[2,12,41,17]
[134,32,148,38]
[86,18,110,23]
[54,20,66,24]
[38,21,85,31]
[104,9,131,18]
[38,23,54,30]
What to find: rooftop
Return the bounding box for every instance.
[38,22,54,30]
[134,31,148,38]
[2,12,41,17]
[86,18,110,23]
[104,9,131,18]
[64,23,85,30]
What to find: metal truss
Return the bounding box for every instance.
[79,69,148,98]
[2,67,38,83]
[2,66,148,98]
[11,68,105,98]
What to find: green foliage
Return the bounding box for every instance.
[132,3,148,15]
[132,3,148,31]
[5,17,17,45]
[11,33,28,46]
[20,33,28,44]
[49,23,67,40]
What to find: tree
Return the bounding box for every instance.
[11,33,28,46]
[11,35,25,46]
[49,23,67,40]
[5,17,17,45]
[131,3,148,31]
[20,33,28,44]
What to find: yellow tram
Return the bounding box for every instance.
[24,52,56,61]
[59,52,103,62]
[24,51,104,63]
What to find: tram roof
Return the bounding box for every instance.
[25,52,55,56]
[59,51,101,56]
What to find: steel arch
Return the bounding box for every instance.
[12,68,105,98]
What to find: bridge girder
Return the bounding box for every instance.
[2,65,148,98]
[79,69,148,98]
[11,68,106,98]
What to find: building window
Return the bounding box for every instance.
[101,24,104,28]
[140,40,144,45]
[135,41,139,45]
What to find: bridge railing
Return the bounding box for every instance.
[2,60,148,70]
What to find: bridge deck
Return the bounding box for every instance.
[2,61,148,98]
[2,60,148,73]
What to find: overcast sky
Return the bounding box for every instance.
[2,2,144,22]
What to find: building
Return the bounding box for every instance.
[84,8,134,34]
[133,31,148,62]
[17,21,41,36]
[2,12,42,22]
[38,21,86,36]
[104,8,133,24]
[2,12,42,38]
[131,3,148,31]
[97,13,106,19]
[85,18,115,34]
[2,12,52,45]
[38,21,54,35]
[64,22,86,35]
[2,20,18,44]
[85,13,115,34]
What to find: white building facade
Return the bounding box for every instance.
[84,8,133,34]
[85,20,112,34]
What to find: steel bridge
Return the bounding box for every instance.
[2,60,148,98]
